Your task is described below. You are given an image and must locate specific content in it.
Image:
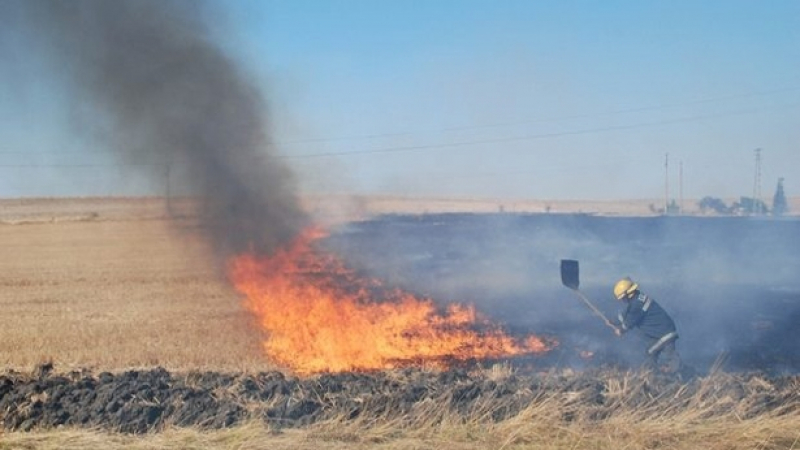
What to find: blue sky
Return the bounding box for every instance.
[1,0,799,201]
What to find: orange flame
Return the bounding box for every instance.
[228,228,555,375]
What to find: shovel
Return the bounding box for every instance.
[560,260,619,333]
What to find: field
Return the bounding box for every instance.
[0,210,269,372]
[1,197,799,449]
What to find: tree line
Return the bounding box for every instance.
[698,178,788,216]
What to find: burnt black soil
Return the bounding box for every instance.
[2,364,798,433]
[323,213,800,374]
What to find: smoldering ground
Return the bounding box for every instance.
[3,0,307,256]
[324,213,800,374]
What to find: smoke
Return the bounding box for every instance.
[325,213,800,374]
[10,0,306,255]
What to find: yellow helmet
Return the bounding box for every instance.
[613,277,639,300]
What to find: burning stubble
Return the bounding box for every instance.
[13,0,307,256]
[227,228,555,374]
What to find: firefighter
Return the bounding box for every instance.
[613,277,682,374]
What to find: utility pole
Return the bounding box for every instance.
[752,148,762,215]
[664,153,669,215]
[164,162,172,216]
[679,160,683,215]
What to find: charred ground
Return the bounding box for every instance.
[2,364,798,433]
[322,213,800,374]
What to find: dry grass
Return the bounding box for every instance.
[0,420,793,450]
[0,216,272,373]
[1,370,798,450]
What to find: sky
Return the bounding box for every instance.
[1,0,799,201]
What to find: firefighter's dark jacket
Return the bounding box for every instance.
[618,292,676,340]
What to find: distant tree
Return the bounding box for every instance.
[733,197,770,215]
[772,178,788,216]
[698,196,730,215]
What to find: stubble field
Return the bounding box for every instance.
[0,215,271,373]
[0,197,798,449]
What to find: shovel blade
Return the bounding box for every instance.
[560,259,580,290]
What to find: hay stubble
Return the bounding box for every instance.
[0,217,270,372]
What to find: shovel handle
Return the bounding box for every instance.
[572,289,620,333]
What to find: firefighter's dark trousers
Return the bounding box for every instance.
[644,338,681,374]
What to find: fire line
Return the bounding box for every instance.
[228,227,555,375]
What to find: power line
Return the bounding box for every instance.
[1,85,799,157]
[282,102,800,159]
[0,163,164,168]
[274,85,800,145]
[3,100,797,165]
[753,148,763,215]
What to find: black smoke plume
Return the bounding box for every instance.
[13,0,307,256]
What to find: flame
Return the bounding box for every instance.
[228,228,555,375]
